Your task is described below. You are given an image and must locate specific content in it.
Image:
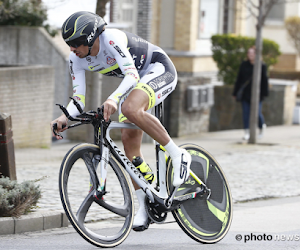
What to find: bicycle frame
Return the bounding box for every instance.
[103,121,169,203]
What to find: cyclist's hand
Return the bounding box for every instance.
[50,114,68,140]
[103,99,117,122]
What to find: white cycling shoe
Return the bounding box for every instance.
[132,189,151,232]
[172,149,192,187]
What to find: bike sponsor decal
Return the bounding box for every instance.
[87,17,98,43]
[113,45,126,58]
[111,141,148,184]
[106,56,116,65]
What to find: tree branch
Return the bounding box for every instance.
[261,0,285,26]
[248,0,259,9]
[242,0,258,19]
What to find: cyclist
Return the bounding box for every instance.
[50,11,191,231]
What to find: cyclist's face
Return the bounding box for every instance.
[70,44,89,58]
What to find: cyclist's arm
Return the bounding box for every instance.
[66,54,86,117]
[105,32,140,105]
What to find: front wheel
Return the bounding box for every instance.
[166,144,232,244]
[59,143,134,248]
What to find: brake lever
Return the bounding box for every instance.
[53,123,67,139]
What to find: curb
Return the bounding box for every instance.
[0,211,69,235]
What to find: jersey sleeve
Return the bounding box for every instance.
[104,31,140,104]
[66,54,86,117]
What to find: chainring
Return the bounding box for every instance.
[145,197,168,224]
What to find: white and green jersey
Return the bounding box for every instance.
[67,28,177,120]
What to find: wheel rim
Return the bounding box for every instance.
[167,144,232,243]
[59,144,134,247]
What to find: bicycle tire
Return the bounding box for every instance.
[59,143,134,248]
[166,143,232,244]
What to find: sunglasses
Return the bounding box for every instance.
[66,37,87,48]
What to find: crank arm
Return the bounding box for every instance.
[174,185,212,203]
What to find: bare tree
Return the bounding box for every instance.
[285,16,300,56]
[96,0,110,17]
[240,0,298,144]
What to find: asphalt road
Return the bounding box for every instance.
[1,196,299,250]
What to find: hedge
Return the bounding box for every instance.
[0,177,41,218]
[211,34,281,85]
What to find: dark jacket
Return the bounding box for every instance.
[233,60,269,102]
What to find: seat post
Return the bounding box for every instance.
[155,101,164,125]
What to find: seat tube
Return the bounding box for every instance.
[155,101,164,125]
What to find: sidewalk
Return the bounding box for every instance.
[1,125,299,234]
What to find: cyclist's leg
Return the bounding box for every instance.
[119,99,151,231]
[121,56,191,187]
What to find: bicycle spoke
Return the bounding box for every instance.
[94,198,130,217]
[82,152,99,189]
[76,192,94,224]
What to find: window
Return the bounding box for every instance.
[199,0,220,39]
[266,0,285,25]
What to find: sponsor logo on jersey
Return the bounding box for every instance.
[149,82,157,89]
[109,40,115,45]
[114,45,126,58]
[119,85,134,101]
[162,87,172,96]
[123,62,133,66]
[147,72,174,89]
[106,56,116,65]
[72,76,75,80]
[126,72,138,80]
[74,96,81,101]
[87,18,98,43]
[86,57,92,62]
[124,67,136,71]
[132,37,148,43]
[69,60,74,74]
[138,55,145,69]
[89,64,102,71]
[158,93,161,99]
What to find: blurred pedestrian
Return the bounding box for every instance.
[233,46,269,140]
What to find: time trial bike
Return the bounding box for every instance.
[53,97,232,248]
